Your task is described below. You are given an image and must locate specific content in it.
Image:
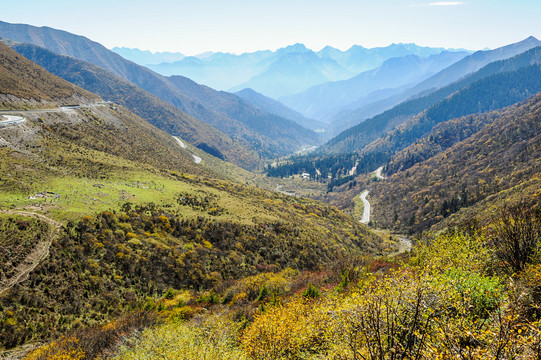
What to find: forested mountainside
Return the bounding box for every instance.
[7,42,260,168]
[370,93,541,234]
[359,63,541,156]
[323,48,541,155]
[0,21,318,162]
[328,38,541,135]
[267,60,541,189]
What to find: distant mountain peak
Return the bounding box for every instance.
[282,43,310,53]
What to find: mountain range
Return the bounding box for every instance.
[112,47,185,65]
[147,42,470,97]
[0,20,319,166]
[327,36,541,134]
[323,43,541,155]
[280,51,469,121]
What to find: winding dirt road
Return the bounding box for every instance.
[0,211,62,296]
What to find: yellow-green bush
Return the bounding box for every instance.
[113,314,248,360]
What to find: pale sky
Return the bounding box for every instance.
[0,0,539,55]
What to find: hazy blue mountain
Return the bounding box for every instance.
[149,50,273,91]
[281,51,468,120]
[235,88,327,132]
[111,47,185,65]
[327,37,541,134]
[148,42,468,96]
[230,49,354,98]
[317,43,468,74]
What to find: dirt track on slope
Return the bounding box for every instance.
[0,211,62,296]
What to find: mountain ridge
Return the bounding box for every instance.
[0,21,318,162]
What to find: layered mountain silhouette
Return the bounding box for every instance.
[112,47,185,65]
[329,36,541,134]
[280,51,469,120]
[0,21,319,164]
[148,42,467,95]
[323,46,541,155]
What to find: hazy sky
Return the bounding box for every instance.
[0,0,539,55]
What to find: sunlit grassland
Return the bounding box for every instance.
[0,167,285,225]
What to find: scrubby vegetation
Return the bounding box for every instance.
[370,93,541,234]
[0,190,380,350]
[17,200,541,359]
[0,214,49,281]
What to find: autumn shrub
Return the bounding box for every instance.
[241,298,329,359]
[414,229,490,272]
[24,311,158,360]
[113,313,248,360]
[301,283,320,299]
[435,268,502,318]
[489,200,541,274]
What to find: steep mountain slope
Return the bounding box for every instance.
[7,42,260,168]
[0,21,316,160]
[324,48,541,155]
[0,42,207,179]
[166,75,321,156]
[235,88,326,131]
[360,63,541,156]
[369,93,541,234]
[281,51,468,119]
[0,42,98,109]
[332,37,541,130]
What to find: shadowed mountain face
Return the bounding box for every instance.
[6,41,261,169]
[0,41,98,107]
[0,21,319,162]
[235,88,327,132]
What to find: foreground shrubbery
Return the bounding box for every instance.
[14,201,541,359]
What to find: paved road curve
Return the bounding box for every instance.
[375,166,386,180]
[0,115,25,127]
[359,190,370,224]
